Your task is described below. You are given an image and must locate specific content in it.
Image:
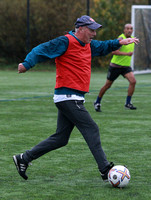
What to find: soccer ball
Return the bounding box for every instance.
[108,165,130,188]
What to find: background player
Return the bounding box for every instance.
[94,24,137,112]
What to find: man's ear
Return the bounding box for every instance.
[78,26,82,31]
[79,26,85,32]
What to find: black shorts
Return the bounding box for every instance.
[107,66,132,81]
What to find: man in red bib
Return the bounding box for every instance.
[13,16,139,182]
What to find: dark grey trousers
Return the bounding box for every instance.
[23,100,109,172]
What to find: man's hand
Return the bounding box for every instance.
[119,37,139,45]
[18,63,27,73]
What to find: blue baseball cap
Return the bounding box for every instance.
[75,15,102,30]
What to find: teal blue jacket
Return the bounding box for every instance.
[23,31,121,70]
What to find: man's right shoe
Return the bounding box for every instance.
[13,154,30,180]
[100,162,114,182]
[94,102,101,112]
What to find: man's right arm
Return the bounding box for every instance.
[18,36,69,73]
[18,63,27,73]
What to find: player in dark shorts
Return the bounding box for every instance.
[94,24,137,112]
[107,65,132,81]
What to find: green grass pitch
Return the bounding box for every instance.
[0,69,151,200]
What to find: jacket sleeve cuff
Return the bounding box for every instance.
[22,61,31,70]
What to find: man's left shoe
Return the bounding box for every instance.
[100,162,114,182]
[125,103,137,110]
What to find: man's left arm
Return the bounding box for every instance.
[21,36,69,71]
[91,38,139,57]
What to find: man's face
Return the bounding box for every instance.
[81,26,96,43]
[124,24,133,37]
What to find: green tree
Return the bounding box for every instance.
[0,0,87,63]
[0,0,149,65]
[0,0,26,62]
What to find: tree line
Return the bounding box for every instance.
[0,0,148,67]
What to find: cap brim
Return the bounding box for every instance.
[87,22,102,30]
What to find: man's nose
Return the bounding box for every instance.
[93,31,96,36]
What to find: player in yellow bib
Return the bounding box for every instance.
[94,24,137,111]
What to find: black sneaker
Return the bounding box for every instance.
[94,102,101,112]
[100,162,114,182]
[125,103,137,110]
[13,154,31,180]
